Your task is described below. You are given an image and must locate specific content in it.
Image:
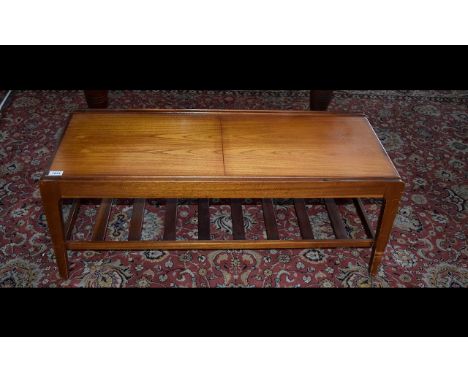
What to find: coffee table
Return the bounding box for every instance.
[40,110,404,279]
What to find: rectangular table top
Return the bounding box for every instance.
[47,110,400,180]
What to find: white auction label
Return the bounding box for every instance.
[48,170,63,176]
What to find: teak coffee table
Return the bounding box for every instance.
[40,110,404,279]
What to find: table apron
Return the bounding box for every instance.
[47,179,397,199]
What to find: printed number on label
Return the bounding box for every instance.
[48,170,63,176]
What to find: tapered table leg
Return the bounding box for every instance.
[39,181,69,279]
[310,90,333,111]
[84,90,109,108]
[369,183,404,275]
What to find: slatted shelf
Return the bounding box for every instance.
[62,198,377,249]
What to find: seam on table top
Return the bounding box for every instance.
[218,117,226,176]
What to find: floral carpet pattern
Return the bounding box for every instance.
[0,90,466,288]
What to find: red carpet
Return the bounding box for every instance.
[0,90,466,287]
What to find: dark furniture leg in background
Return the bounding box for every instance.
[310,90,333,111]
[83,90,333,110]
[84,90,109,108]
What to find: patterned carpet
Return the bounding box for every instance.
[0,90,467,287]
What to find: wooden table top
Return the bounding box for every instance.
[48,110,400,180]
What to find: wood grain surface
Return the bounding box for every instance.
[50,113,224,177]
[220,114,399,178]
[48,110,399,180]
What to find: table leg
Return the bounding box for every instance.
[369,183,404,276]
[84,90,109,108]
[39,181,69,279]
[310,90,333,111]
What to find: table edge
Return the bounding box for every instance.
[41,175,404,182]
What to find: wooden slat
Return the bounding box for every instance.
[353,198,375,239]
[67,239,374,251]
[163,199,177,241]
[231,199,245,240]
[198,199,210,240]
[293,199,314,239]
[324,199,348,239]
[128,199,146,241]
[262,199,279,240]
[64,199,80,240]
[91,199,113,241]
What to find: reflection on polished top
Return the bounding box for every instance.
[49,110,400,179]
